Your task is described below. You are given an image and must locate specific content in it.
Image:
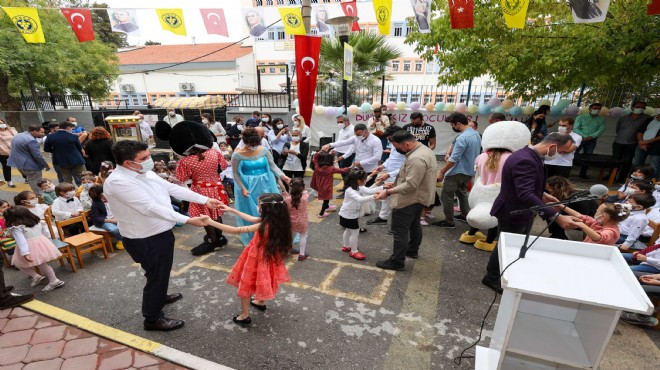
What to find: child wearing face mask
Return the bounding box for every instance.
[37,179,57,205]
[75,175,95,211]
[51,182,83,224]
[617,193,656,251]
[14,191,49,224]
[605,165,654,203]
[95,161,115,185]
[563,202,632,246]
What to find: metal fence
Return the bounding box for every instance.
[19,92,91,111]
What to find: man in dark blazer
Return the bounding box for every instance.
[482,133,579,293]
[44,121,85,185]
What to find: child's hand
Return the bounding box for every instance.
[636,254,648,262]
[71,212,80,217]
[619,244,630,251]
[219,204,234,213]
[24,254,33,262]
[242,188,250,197]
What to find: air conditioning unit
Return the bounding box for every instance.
[120,84,135,92]
[485,81,493,87]
[179,83,195,92]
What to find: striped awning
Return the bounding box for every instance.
[152,96,226,109]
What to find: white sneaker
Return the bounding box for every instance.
[30,275,46,287]
[420,219,429,226]
[42,280,65,292]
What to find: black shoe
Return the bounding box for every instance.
[366,217,388,225]
[359,227,367,233]
[217,235,228,246]
[481,277,503,294]
[164,293,183,305]
[432,220,455,228]
[233,315,252,326]
[144,317,185,331]
[2,285,14,293]
[0,293,34,310]
[454,215,467,223]
[405,251,419,259]
[250,300,267,311]
[376,259,405,271]
[191,242,216,256]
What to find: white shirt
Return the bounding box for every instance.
[207,122,226,143]
[27,203,49,220]
[283,142,303,171]
[236,138,271,150]
[619,209,648,247]
[332,133,383,172]
[335,124,355,153]
[138,120,153,142]
[52,196,84,221]
[644,208,660,236]
[164,114,184,127]
[338,186,381,219]
[653,188,660,208]
[642,119,660,141]
[104,165,208,239]
[382,145,405,181]
[544,131,582,167]
[221,165,233,180]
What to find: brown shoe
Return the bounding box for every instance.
[164,293,182,304]
[0,293,34,310]
[144,317,185,331]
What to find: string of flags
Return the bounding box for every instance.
[2,1,658,44]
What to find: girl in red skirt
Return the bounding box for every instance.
[310,151,349,218]
[176,147,229,255]
[205,193,292,326]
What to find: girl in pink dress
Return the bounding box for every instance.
[205,193,292,327]
[5,206,65,292]
[176,147,229,255]
[284,178,310,261]
[563,203,631,246]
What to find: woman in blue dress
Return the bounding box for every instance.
[232,127,290,245]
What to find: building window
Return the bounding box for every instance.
[388,94,398,102]
[414,60,423,72]
[435,95,444,103]
[160,94,167,98]
[411,93,421,103]
[277,29,285,40]
[393,23,403,37]
[279,66,286,73]
[266,0,273,5]
[277,0,284,5]
[141,97,148,105]
[310,27,318,35]
[254,0,263,6]
[267,29,275,40]
[403,61,411,72]
[369,25,377,34]
[406,25,413,35]
[258,63,266,73]
[459,94,467,103]
[446,95,456,103]
[471,95,481,105]
[151,95,157,101]
[391,61,400,72]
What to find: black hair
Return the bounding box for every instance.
[490,112,506,122]
[589,102,603,109]
[257,193,292,263]
[343,168,367,191]
[241,127,261,147]
[354,123,368,132]
[27,125,42,132]
[384,125,403,137]
[630,179,654,194]
[59,121,75,129]
[632,101,647,108]
[288,178,305,209]
[316,151,335,167]
[628,193,656,209]
[410,111,423,121]
[88,185,104,201]
[390,130,416,143]
[187,146,207,161]
[48,122,60,130]
[632,164,655,179]
[446,112,468,125]
[0,199,9,209]
[112,140,148,165]
[538,105,551,114]
[4,206,40,228]
[13,191,34,206]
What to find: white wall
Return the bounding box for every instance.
[114,66,244,94]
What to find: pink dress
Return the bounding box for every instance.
[284,191,309,234]
[226,232,290,301]
[581,216,620,245]
[10,225,62,269]
[176,149,229,219]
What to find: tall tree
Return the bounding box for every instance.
[0,0,118,126]
[405,0,659,103]
[318,32,401,106]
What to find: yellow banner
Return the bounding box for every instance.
[373,0,392,35]
[278,7,306,36]
[2,7,46,43]
[155,9,187,36]
[501,0,530,29]
[343,43,353,81]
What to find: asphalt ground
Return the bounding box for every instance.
[1,167,659,369]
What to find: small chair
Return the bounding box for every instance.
[83,210,114,253]
[0,237,17,268]
[54,212,108,269]
[43,209,77,273]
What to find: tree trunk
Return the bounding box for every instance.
[0,75,23,131]
[302,0,311,36]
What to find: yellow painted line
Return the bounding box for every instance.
[22,300,162,353]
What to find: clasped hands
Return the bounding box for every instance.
[187,204,236,227]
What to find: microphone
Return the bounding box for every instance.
[570,184,608,199]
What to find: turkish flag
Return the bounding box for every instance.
[447,0,474,29]
[295,35,322,127]
[649,0,660,15]
[61,8,95,42]
[340,1,361,32]
[200,9,228,37]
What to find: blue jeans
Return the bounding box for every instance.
[622,253,660,273]
[102,222,123,241]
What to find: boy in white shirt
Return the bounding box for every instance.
[220,154,234,200]
[51,182,84,236]
[618,193,656,251]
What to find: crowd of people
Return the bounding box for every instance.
[2,104,660,331]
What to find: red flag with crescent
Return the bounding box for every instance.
[61,8,95,42]
[200,9,228,36]
[447,0,475,29]
[340,1,361,31]
[649,0,660,15]
[295,35,322,127]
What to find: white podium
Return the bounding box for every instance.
[475,233,653,370]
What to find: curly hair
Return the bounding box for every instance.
[288,178,305,209]
[90,127,111,141]
[241,127,261,147]
[257,193,292,263]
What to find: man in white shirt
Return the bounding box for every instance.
[335,115,356,168]
[137,114,153,144]
[544,117,581,178]
[323,124,383,187]
[163,109,184,127]
[367,126,406,225]
[104,140,220,332]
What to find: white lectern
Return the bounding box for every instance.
[475,233,653,370]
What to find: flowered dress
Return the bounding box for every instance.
[284,190,309,235]
[226,231,290,301]
[9,225,61,269]
[176,149,229,219]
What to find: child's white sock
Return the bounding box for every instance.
[299,233,308,256]
[39,263,58,283]
[343,229,351,247]
[349,229,359,253]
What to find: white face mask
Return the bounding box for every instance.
[633,108,644,115]
[338,123,345,129]
[65,191,76,199]
[631,174,643,180]
[46,185,55,192]
[262,117,270,123]
[72,122,78,126]
[590,109,600,115]
[237,124,244,130]
[26,199,38,206]
[157,172,168,178]
[82,183,93,190]
[276,124,284,129]
[557,126,567,133]
[544,146,559,161]
[624,187,637,195]
[292,136,301,142]
[130,157,154,174]
[202,119,209,124]
[0,124,7,129]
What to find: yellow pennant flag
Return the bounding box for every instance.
[155,9,187,36]
[2,7,46,43]
[372,0,392,35]
[278,7,306,36]
[501,0,530,29]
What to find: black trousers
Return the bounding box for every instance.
[0,155,11,182]
[390,203,424,265]
[484,218,530,285]
[123,230,175,321]
[545,164,572,178]
[0,264,11,303]
[612,142,637,182]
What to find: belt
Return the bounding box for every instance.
[194,181,223,188]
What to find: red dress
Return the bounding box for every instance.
[310,152,350,201]
[176,150,229,219]
[226,231,290,301]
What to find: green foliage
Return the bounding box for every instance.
[0,0,119,102]
[318,32,401,106]
[405,0,659,101]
